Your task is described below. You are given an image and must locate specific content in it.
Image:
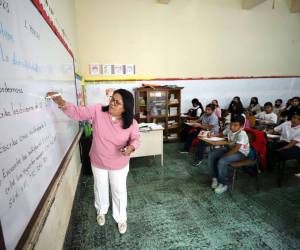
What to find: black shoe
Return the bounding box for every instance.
[192,160,202,167]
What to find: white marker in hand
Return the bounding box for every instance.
[46,93,62,99]
[120,146,127,153]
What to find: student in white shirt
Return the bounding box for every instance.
[207,115,250,194]
[267,109,300,168]
[255,102,277,127]
[186,98,204,119]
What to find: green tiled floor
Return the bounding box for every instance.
[64,143,300,250]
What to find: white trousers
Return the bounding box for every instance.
[91,164,129,223]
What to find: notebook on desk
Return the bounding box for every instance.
[204,137,225,142]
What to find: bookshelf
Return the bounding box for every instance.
[134,86,183,141]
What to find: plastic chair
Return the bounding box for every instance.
[228,132,260,192]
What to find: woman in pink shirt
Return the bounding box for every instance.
[47,89,140,234]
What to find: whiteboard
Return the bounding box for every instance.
[85,78,300,113]
[0,1,78,249]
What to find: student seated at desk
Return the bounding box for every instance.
[185,98,204,119]
[280,96,300,121]
[181,104,219,153]
[180,98,204,142]
[247,97,261,115]
[255,102,277,128]
[277,98,292,124]
[224,100,246,128]
[208,115,250,194]
[267,110,300,168]
[192,104,221,166]
[273,99,284,117]
[228,96,244,113]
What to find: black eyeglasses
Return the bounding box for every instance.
[110,98,123,106]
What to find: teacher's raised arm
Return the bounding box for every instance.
[46,91,97,121]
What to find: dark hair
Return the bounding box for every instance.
[230,114,245,126]
[228,96,244,113]
[212,99,219,107]
[192,98,200,105]
[275,99,283,104]
[102,89,134,129]
[228,102,244,115]
[206,103,216,111]
[292,107,300,117]
[286,98,292,108]
[250,97,258,105]
[292,96,300,103]
[192,98,204,114]
[264,102,273,107]
[233,96,241,103]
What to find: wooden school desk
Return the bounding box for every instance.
[131,126,164,166]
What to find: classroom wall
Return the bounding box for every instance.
[75,0,300,78]
[50,0,80,69]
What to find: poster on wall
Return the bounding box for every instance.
[89,63,101,76]
[101,64,113,76]
[125,64,135,75]
[113,64,124,75]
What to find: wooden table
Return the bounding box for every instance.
[131,127,164,166]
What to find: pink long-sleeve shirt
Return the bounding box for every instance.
[214,107,222,119]
[63,102,140,170]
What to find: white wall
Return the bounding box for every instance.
[85,77,300,112]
